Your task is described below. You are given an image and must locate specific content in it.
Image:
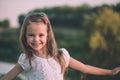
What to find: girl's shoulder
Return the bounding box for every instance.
[58,48,70,57]
[18,53,31,71]
[19,53,26,59]
[58,48,70,67]
[18,53,27,62]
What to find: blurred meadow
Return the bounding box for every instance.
[0,2,120,80]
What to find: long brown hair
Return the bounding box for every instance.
[19,12,66,73]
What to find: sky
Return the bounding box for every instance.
[0,0,120,28]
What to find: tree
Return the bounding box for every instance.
[18,14,25,28]
[83,7,120,80]
[0,19,10,28]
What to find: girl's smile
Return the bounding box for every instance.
[26,22,47,52]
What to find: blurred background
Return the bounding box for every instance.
[0,0,120,80]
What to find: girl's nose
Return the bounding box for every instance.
[34,36,39,42]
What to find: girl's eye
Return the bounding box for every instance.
[39,34,44,37]
[28,34,34,37]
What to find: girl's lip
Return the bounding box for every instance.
[32,43,41,46]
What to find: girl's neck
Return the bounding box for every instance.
[34,47,50,58]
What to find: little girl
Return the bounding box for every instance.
[0,12,120,80]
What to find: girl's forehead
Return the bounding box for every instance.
[27,22,47,32]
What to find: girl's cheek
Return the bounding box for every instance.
[41,36,47,41]
[27,37,33,42]
[41,38,45,42]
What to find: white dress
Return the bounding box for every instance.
[18,48,70,80]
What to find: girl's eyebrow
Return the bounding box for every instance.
[27,33,33,34]
[27,32,46,34]
[27,32,33,34]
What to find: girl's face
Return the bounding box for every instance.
[26,22,47,52]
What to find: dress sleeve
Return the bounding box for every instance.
[18,53,30,72]
[61,48,70,67]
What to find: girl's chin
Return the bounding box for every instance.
[32,46,45,51]
[32,47,42,51]
[30,44,46,51]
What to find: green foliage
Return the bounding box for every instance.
[18,14,25,27]
[89,31,107,50]
[83,7,120,80]
[0,28,20,62]
[18,5,92,29]
[0,19,10,28]
[84,7,120,51]
[113,3,120,12]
